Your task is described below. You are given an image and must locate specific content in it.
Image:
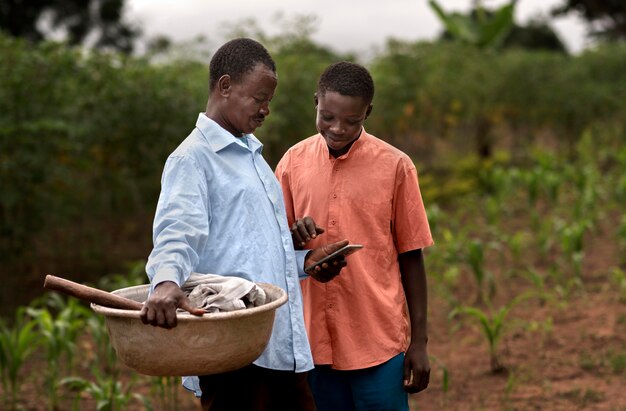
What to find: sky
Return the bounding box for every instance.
[126,0,590,55]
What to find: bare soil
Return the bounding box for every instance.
[6,223,626,411]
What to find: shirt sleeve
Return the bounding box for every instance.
[275,151,296,227]
[146,156,210,291]
[392,156,434,254]
[276,153,311,279]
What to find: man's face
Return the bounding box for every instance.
[315,91,371,152]
[224,63,277,136]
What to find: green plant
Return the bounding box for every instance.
[150,376,181,411]
[85,315,118,375]
[61,369,151,411]
[429,0,517,49]
[465,239,495,304]
[558,219,592,279]
[610,267,626,303]
[617,215,626,267]
[428,355,450,407]
[609,352,626,374]
[26,294,89,410]
[0,307,41,410]
[450,292,533,373]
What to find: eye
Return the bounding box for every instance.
[321,115,333,121]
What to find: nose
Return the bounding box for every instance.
[260,102,270,116]
[329,121,344,135]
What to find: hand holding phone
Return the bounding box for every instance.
[305,244,363,273]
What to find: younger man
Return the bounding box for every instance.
[276,61,434,410]
[140,39,349,411]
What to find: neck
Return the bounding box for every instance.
[328,130,362,158]
[205,104,243,137]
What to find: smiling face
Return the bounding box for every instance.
[315,90,372,153]
[220,63,277,136]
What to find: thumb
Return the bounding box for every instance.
[315,225,325,235]
[179,299,205,317]
[324,239,349,255]
[403,357,412,385]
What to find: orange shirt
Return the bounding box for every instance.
[276,130,433,370]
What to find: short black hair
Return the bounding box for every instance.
[209,38,276,92]
[317,61,374,105]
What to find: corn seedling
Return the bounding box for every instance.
[617,215,626,267]
[609,352,626,375]
[150,376,181,411]
[506,231,528,275]
[465,239,495,304]
[0,307,41,410]
[450,292,533,373]
[26,295,89,411]
[86,315,119,376]
[559,219,592,279]
[610,268,626,303]
[61,368,151,411]
[428,355,450,407]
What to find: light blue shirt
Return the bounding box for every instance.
[146,113,313,396]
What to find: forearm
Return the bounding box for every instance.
[399,249,428,346]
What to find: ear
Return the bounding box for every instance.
[217,74,232,97]
[313,92,318,109]
[365,104,373,120]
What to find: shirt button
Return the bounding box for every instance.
[327,303,333,309]
[330,220,336,225]
[332,193,337,199]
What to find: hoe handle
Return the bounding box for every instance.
[44,274,143,311]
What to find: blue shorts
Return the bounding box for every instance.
[308,353,409,411]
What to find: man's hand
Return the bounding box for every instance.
[291,216,325,249]
[403,342,430,394]
[140,281,205,329]
[304,239,349,283]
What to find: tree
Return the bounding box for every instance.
[432,1,566,52]
[503,20,567,53]
[429,0,517,50]
[553,0,626,41]
[428,1,566,159]
[0,0,139,53]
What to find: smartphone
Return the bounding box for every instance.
[305,244,363,272]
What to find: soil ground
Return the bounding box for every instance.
[5,220,626,410]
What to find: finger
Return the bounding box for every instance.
[315,225,325,235]
[140,306,149,325]
[155,309,169,329]
[145,307,157,327]
[294,220,310,246]
[165,306,178,329]
[413,370,428,393]
[403,359,411,387]
[180,300,205,317]
[297,223,312,243]
[298,217,315,242]
[292,223,305,246]
[303,218,318,239]
[324,239,349,255]
[421,369,430,391]
[328,257,346,271]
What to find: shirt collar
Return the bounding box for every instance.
[195,113,263,153]
[321,127,367,160]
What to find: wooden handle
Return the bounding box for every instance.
[44,275,143,311]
